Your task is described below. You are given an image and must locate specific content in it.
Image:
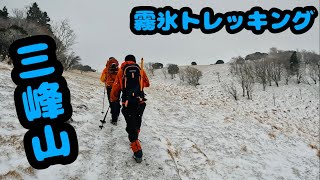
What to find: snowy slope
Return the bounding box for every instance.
[0,62,319,180]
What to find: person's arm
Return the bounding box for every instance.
[110,69,123,102]
[100,68,107,82]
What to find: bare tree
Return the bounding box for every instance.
[145,62,155,77]
[301,50,320,65]
[52,19,76,51]
[64,51,81,71]
[162,67,168,79]
[52,19,77,70]
[216,72,221,82]
[178,68,185,82]
[253,59,268,91]
[222,80,238,101]
[230,56,247,96]
[266,60,273,86]
[309,65,319,84]
[11,8,26,19]
[184,66,202,87]
[302,50,320,84]
[283,67,291,85]
[243,63,255,99]
[269,58,283,87]
[270,49,294,85]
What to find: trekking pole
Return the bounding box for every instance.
[140,58,144,91]
[101,84,106,114]
[99,106,110,129]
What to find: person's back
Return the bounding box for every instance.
[100,57,119,90]
[110,54,150,163]
[100,57,121,125]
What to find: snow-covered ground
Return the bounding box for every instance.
[0,62,319,180]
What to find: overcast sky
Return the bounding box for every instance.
[1,0,319,71]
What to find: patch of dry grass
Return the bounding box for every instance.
[0,135,24,152]
[268,132,276,139]
[0,170,23,180]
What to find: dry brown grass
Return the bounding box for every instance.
[67,176,82,180]
[308,144,318,150]
[167,148,180,158]
[241,145,248,152]
[0,170,23,180]
[21,166,35,176]
[268,132,276,139]
[0,135,24,152]
[0,67,11,71]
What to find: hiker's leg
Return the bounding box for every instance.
[122,107,138,142]
[122,106,143,159]
[106,86,112,105]
[111,101,121,122]
[137,103,146,131]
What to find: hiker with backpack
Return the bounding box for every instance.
[100,57,121,125]
[110,55,150,163]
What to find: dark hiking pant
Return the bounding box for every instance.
[106,86,120,122]
[121,103,146,142]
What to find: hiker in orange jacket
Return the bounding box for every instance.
[110,54,150,163]
[100,57,121,125]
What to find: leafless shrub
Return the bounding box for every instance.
[52,19,76,52]
[145,62,155,77]
[269,49,294,85]
[178,68,185,82]
[269,58,283,87]
[266,62,273,86]
[243,63,254,99]
[302,50,320,84]
[230,57,246,96]
[216,72,221,82]
[283,67,291,85]
[12,8,26,19]
[230,56,255,99]
[309,64,319,84]
[253,59,268,91]
[184,66,202,87]
[162,67,168,79]
[222,80,238,100]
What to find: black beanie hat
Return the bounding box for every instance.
[125,54,136,62]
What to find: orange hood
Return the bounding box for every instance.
[120,61,136,69]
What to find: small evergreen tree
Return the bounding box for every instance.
[26,3,50,27]
[0,6,9,18]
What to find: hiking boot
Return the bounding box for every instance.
[110,119,117,126]
[131,140,143,163]
[133,150,143,163]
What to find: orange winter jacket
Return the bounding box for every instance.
[100,58,119,87]
[110,61,150,103]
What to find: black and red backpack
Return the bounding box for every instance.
[121,63,144,107]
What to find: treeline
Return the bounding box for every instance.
[224,48,320,100]
[0,3,93,72]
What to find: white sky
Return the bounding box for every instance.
[1,0,319,71]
